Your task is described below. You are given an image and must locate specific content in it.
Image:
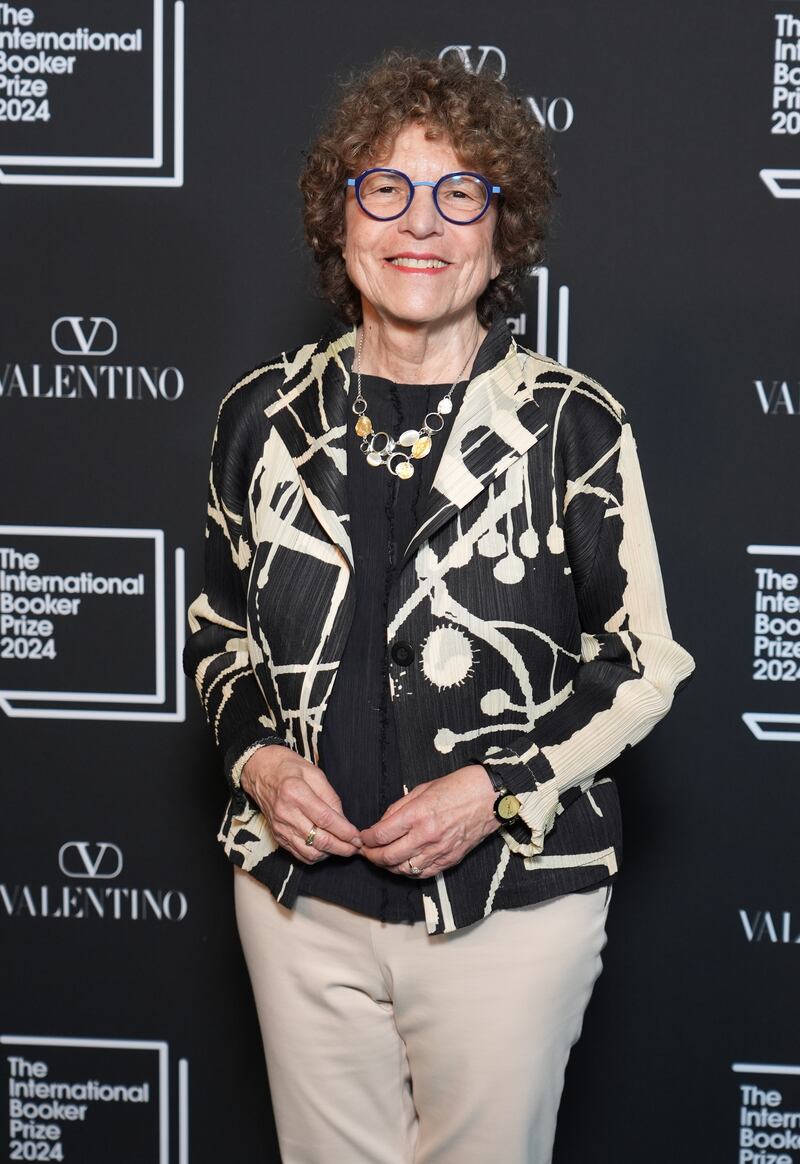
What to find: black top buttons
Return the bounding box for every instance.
[390,639,415,667]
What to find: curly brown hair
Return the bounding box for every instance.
[299,51,558,328]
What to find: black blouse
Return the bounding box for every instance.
[295,372,469,923]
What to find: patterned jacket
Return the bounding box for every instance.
[183,314,695,935]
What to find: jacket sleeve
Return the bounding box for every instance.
[474,404,695,858]
[183,389,289,798]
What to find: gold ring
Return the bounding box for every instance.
[305,826,317,846]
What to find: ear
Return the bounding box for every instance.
[490,251,501,281]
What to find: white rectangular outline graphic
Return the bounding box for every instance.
[0,525,164,702]
[733,1061,800,1075]
[0,1034,171,1164]
[0,1,184,187]
[178,1058,189,1164]
[760,169,800,200]
[0,0,162,168]
[0,525,186,722]
[742,543,800,742]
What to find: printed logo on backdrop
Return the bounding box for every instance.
[760,9,800,199]
[754,378,800,416]
[51,316,118,358]
[0,0,184,187]
[743,544,800,742]
[740,908,800,943]
[0,315,185,400]
[58,842,124,880]
[440,44,508,79]
[1,1036,188,1163]
[1,839,188,920]
[733,1063,800,1163]
[438,45,574,132]
[0,525,186,722]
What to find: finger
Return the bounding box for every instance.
[394,851,448,878]
[280,833,328,866]
[376,835,437,869]
[386,853,426,876]
[388,857,433,878]
[302,820,361,860]
[266,805,338,865]
[361,828,439,872]
[276,812,328,865]
[291,783,362,850]
[359,809,414,849]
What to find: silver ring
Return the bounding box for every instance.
[407,859,423,876]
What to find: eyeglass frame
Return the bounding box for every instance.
[345,167,502,225]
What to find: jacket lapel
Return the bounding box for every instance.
[268,314,549,576]
[398,321,549,570]
[265,322,355,570]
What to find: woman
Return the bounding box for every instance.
[184,52,695,1164]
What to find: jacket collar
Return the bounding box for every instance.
[266,311,550,574]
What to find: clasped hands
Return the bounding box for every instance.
[240,745,501,879]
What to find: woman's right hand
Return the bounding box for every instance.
[241,745,363,865]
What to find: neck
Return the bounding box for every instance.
[356,302,487,384]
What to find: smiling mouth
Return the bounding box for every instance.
[386,255,450,270]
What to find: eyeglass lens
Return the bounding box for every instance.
[357,170,489,222]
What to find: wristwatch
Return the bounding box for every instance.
[468,756,522,826]
[492,787,522,824]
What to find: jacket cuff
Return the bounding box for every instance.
[224,731,291,798]
[478,744,561,857]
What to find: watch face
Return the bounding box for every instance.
[498,793,521,821]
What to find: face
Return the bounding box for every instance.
[342,122,501,329]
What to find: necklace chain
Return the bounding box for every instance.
[351,326,480,480]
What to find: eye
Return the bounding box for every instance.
[438,176,485,206]
[359,172,407,200]
[447,188,479,203]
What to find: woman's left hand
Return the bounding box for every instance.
[358,764,501,878]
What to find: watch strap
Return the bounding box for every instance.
[468,755,506,793]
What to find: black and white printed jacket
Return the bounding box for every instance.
[183,313,695,935]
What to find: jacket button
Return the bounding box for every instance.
[390,640,415,666]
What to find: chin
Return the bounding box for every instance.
[378,296,469,328]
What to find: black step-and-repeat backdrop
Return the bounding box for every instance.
[1,2,798,1161]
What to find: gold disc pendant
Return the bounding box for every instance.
[355,415,373,438]
[396,460,414,479]
[411,434,432,459]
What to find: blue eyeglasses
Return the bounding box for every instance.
[346,167,502,225]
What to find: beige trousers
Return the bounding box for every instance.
[233,866,612,1164]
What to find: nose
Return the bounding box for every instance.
[400,183,444,238]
